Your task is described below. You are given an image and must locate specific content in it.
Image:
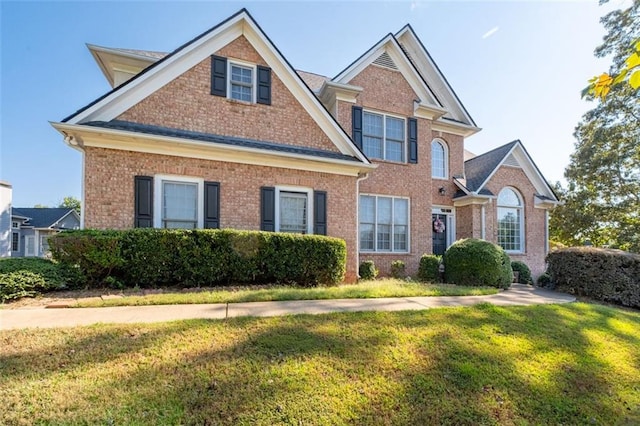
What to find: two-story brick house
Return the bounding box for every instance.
[52,9,558,281]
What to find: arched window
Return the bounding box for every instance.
[497,187,524,252]
[431,139,448,178]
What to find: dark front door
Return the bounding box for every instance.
[432,214,447,255]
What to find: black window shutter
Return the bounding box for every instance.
[260,187,275,232]
[211,55,227,97]
[408,117,418,164]
[256,66,271,105]
[134,176,153,228]
[314,191,327,235]
[352,106,363,150]
[204,181,220,229]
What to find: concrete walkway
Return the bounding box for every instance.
[0,285,575,330]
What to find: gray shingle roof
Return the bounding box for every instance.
[12,208,76,229]
[83,120,362,163]
[463,140,519,192]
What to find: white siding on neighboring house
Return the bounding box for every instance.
[0,181,12,257]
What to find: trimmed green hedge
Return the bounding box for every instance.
[546,247,640,308]
[50,229,346,288]
[417,254,440,282]
[443,239,512,288]
[0,258,75,302]
[511,261,532,284]
[358,261,378,281]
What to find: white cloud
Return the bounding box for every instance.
[482,26,499,39]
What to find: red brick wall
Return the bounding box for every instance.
[484,166,548,278]
[83,147,360,281]
[333,64,474,276]
[118,36,338,153]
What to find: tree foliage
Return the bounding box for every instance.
[552,0,640,252]
[58,196,81,215]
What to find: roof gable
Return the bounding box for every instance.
[12,208,79,229]
[61,9,369,163]
[333,33,442,110]
[394,24,476,127]
[463,140,558,202]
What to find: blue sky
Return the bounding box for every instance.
[0,0,620,207]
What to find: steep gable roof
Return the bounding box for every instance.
[394,24,476,127]
[461,140,559,202]
[12,208,78,229]
[59,9,369,164]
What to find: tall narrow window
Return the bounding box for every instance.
[432,139,448,178]
[230,64,253,102]
[362,111,405,162]
[497,187,524,252]
[359,195,409,252]
[11,232,19,251]
[162,181,198,229]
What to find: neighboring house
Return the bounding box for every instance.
[0,181,11,257]
[10,208,80,257]
[51,9,558,280]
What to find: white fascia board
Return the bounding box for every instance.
[87,44,159,88]
[395,26,476,127]
[432,119,481,137]
[476,142,558,201]
[452,194,493,207]
[453,177,470,194]
[334,35,440,108]
[51,122,376,177]
[318,81,363,105]
[414,103,447,120]
[72,12,369,164]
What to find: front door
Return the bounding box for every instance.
[432,214,447,255]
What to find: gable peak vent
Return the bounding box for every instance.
[373,52,398,70]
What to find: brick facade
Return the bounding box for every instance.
[84,146,360,281]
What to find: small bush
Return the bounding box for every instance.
[418,254,440,282]
[359,260,378,281]
[50,229,346,288]
[537,272,553,288]
[390,260,406,279]
[511,261,532,284]
[443,239,513,288]
[547,247,640,308]
[0,258,75,302]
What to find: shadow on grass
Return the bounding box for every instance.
[1,304,639,425]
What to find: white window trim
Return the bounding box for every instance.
[359,193,411,253]
[497,186,525,254]
[363,110,407,163]
[12,221,19,229]
[274,185,314,235]
[431,206,456,251]
[431,138,449,180]
[153,175,205,229]
[227,59,257,103]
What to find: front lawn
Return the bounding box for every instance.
[1,303,638,424]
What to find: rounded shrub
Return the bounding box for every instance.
[443,239,513,288]
[511,261,532,284]
[359,260,378,281]
[0,258,76,302]
[418,254,440,282]
[390,260,406,279]
[537,272,553,288]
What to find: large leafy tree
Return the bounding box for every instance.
[551,0,640,251]
[58,196,81,216]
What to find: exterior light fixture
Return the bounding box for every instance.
[439,187,446,196]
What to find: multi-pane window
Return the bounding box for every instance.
[230,64,253,102]
[162,181,198,229]
[11,232,19,251]
[279,191,308,234]
[432,139,447,178]
[12,221,19,229]
[359,195,409,252]
[363,112,405,162]
[497,187,524,252]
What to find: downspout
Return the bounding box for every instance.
[545,210,549,255]
[355,172,370,278]
[481,204,486,240]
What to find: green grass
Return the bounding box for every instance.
[72,279,499,308]
[1,303,639,425]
